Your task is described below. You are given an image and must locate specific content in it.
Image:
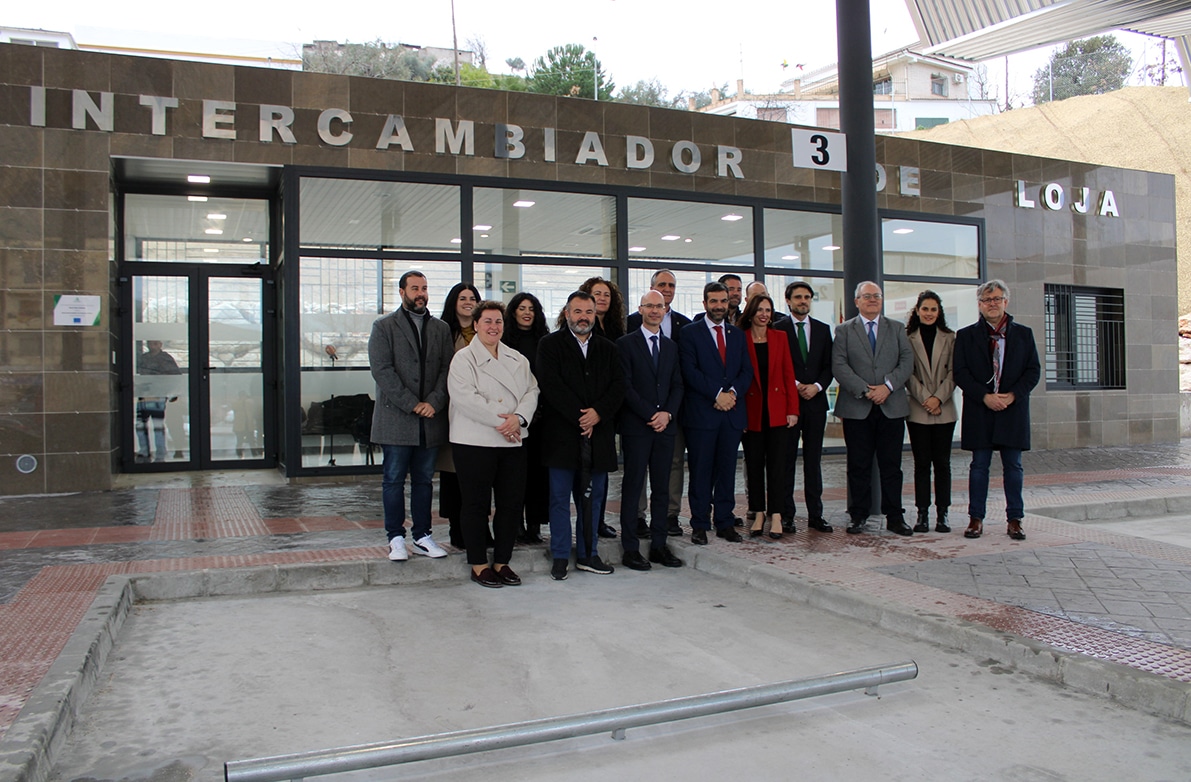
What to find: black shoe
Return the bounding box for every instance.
[471,567,503,588]
[691,529,708,545]
[666,517,683,537]
[494,565,522,586]
[913,509,930,534]
[516,531,543,545]
[576,555,614,574]
[846,517,867,534]
[733,515,745,528]
[886,518,914,536]
[622,551,651,571]
[636,518,650,537]
[649,546,684,568]
[551,558,569,581]
[598,523,618,539]
[716,527,743,543]
[781,517,796,533]
[808,518,833,533]
[935,512,951,533]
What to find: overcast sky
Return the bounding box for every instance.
[7,0,1176,103]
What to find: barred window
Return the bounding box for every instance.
[1044,285,1125,389]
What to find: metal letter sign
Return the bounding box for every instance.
[791,128,847,172]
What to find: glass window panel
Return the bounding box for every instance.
[299,178,460,252]
[628,198,753,266]
[473,188,614,259]
[131,276,191,463]
[207,277,264,461]
[125,195,268,264]
[881,218,979,278]
[763,208,843,271]
[476,263,611,325]
[623,268,744,322]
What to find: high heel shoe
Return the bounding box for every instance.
[749,511,765,538]
[767,513,783,539]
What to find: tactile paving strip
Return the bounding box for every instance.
[149,487,271,540]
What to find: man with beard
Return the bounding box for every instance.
[369,271,453,562]
[537,291,625,581]
[679,282,752,545]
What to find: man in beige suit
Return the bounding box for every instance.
[905,291,957,533]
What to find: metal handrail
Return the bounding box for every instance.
[226,660,917,782]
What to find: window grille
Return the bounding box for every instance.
[1044,284,1125,389]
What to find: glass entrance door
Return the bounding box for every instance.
[124,269,274,470]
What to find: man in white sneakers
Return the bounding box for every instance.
[368,271,453,561]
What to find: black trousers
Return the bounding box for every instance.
[907,420,955,511]
[743,426,787,515]
[453,443,526,566]
[842,407,905,521]
[620,432,676,553]
[520,424,549,533]
[784,404,826,520]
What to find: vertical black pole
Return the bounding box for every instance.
[836,0,880,319]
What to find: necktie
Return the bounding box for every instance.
[650,334,659,368]
[714,325,727,364]
[867,320,877,353]
[796,321,808,362]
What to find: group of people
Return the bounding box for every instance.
[368,268,1040,589]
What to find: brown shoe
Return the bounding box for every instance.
[1007,519,1025,540]
[471,567,503,588]
[963,517,983,539]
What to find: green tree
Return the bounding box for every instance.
[528,44,615,100]
[1031,35,1133,104]
[429,62,527,92]
[302,39,436,82]
[616,78,681,108]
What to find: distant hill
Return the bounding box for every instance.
[906,86,1191,314]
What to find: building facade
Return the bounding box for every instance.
[0,44,1179,495]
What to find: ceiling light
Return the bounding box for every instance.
[473,224,493,231]
[823,244,840,251]
[512,200,535,208]
[628,246,646,252]
[187,175,211,184]
[450,237,463,244]
[684,238,693,243]
[480,234,490,238]
[187,196,208,202]
[205,228,223,235]
[242,237,253,242]
[892,228,914,234]
[721,213,744,222]
[781,254,799,261]
[204,248,219,253]
[661,234,680,241]
[207,213,227,220]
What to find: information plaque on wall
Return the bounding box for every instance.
[53,295,102,326]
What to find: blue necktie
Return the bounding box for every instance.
[867,320,877,353]
[650,334,659,368]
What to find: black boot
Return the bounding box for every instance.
[913,508,930,534]
[935,511,951,533]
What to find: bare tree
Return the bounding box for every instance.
[465,35,488,70]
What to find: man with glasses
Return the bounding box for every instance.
[953,280,1040,541]
[832,281,915,536]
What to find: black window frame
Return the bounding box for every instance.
[1044,284,1126,390]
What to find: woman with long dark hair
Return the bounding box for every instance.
[737,295,799,539]
[906,290,957,533]
[438,282,482,548]
[581,276,627,342]
[501,292,550,544]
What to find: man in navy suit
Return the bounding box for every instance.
[679,282,753,545]
[617,290,685,570]
[774,281,834,533]
[627,270,691,537]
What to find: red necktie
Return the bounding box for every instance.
[714,324,727,364]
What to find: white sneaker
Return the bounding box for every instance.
[410,534,448,559]
[388,537,409,561]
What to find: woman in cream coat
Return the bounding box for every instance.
[906,291,957,533]
[448,300,539,588]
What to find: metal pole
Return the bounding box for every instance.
[227,661,918,782]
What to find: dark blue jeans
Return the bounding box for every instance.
[381,444,438,541]
[967,448,1024,521]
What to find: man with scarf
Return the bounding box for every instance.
[953,280,1041,541]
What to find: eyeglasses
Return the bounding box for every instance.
[640,303,665,310]
[979,296,1006,304]
[858,293,883,301]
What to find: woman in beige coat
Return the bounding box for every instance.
[906,291,957,533]
[448,301,539,588]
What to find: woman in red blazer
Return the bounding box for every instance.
[739,295,799,539]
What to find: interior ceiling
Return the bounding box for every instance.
[905,0,1191,80]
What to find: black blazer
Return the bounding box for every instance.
[616,329,684,437]
[535,330,625,472]
[627,309,691,343]
[774,316,834,416]
[953,315,1040,452]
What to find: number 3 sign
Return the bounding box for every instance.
[790,128,847,172]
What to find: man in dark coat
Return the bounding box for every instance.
[953,280,1041,541]
[368,271,453,562]
[537,291,625,581]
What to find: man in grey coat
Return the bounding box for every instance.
[369,271,454,562]
[832,281,915,536]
